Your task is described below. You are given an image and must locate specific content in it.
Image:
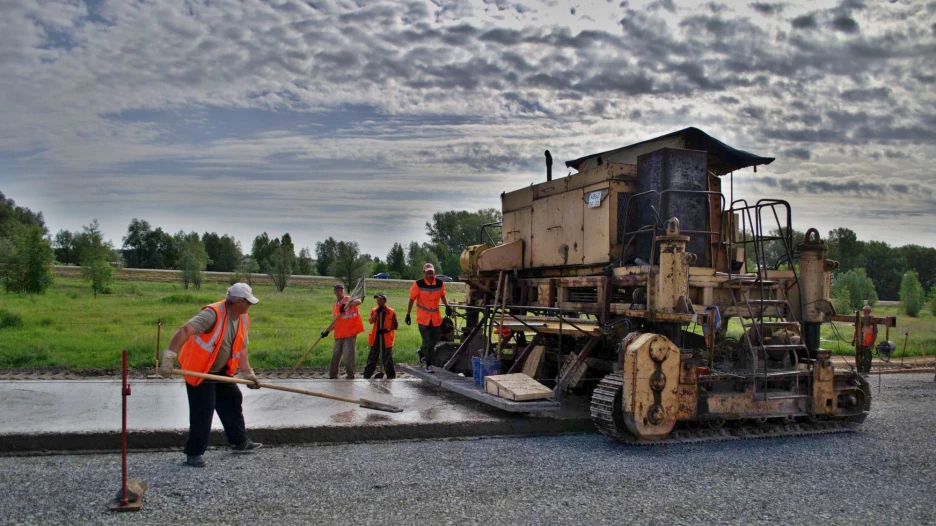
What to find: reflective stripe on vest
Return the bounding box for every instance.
[417,303,439,313]
[179,301,248,387]
[191,303,227,354]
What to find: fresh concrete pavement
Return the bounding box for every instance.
[0,377,592,453]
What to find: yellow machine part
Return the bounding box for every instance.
[460,244,492,276]
[622,333,682,440]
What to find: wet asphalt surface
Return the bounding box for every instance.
[0,373,933,526]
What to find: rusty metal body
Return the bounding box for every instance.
[431,129,874,443]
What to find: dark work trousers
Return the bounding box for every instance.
[419,323,442,367]
[184,379,248,456]
[363,342,396,379]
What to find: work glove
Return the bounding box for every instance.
[241,368,260,389]
[158,349,177,378]
[405,314,411,326]
[321,330,329,339]
[445,306,454,317]
[340,303,347,314]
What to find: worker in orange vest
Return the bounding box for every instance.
[321,283,364,379]
[158,282,262,468]
[364,293,398,379]
[852,305,878,374]
[405,263,452,373]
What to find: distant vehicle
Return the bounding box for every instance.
[373,273,390,279]
[436,274,453,282]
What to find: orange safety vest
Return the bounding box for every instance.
[410,278,445,326]
[333,297,364,339]
[856,322,875,347]
[178,301,248,387]
[368,306,397,348]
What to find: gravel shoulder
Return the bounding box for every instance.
[1,374,934,526]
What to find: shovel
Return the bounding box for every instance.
[172,368,403,413]
[285,313,340,378]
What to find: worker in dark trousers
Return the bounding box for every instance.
[405,263,452,373]
[364,294,398,379]
[852,305,878,375]
[159,283,262,468]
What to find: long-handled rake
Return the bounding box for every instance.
[173,368,403,413]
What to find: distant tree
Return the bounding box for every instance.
[175,231,208,291]
[53,229,78,265]
[387,242,406,276]
[327,241,370,289]
[315,237,338,276]
[235,257,259,286]
[202,232,221,270]
[404,241,441,280]
[267,243,296,292]
[0,223,55,294]
[831,269,878,313]
[122,218,151,268]
[826,227,867,272]
[426,208,502,256]
[864,240,906,300]
[761,227,805,269]
[80,219,115,297]
[899,270,925,317]
[252,232,273,272]
[296,247,315,275]
[0,191,47,239]
[928,288,936,316]
[896,244,936,292]
[214,235,242,272]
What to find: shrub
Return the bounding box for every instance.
[899,270,925,317]
[928,288,936,316]
[161,293,216,305]
[0,310,24,329]
[831,269,878,313]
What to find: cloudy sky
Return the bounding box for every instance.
[2,0,934,259]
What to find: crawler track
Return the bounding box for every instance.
[590,373,870,445]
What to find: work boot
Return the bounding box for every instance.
[374,372,385,379]
[186,455,206,467]
[426,364,434,373]
[231,441,262,452]
[346,374,355,380]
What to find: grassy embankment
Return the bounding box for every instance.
[0,277,426,370]
[0,276,933,369]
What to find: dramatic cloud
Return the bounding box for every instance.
[1,0,934,254]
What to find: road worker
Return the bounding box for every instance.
[158,282,262,468]
[364,293,398,379]
[321,283,364,379]
[852,305,878,374]
[405,263,453,373]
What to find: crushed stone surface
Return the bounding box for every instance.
[0,374,933,525]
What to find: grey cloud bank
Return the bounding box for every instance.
[1,0,934,256]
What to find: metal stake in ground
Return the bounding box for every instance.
[110,349,147,512]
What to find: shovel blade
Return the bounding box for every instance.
[358,398,404,413]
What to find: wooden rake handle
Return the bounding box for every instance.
[173,368,360,404]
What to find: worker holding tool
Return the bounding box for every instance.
[158,282,262,468]
[406,263,453,373]
[364,294,398,379]
[852,305,878,375]
[321,283,364,379]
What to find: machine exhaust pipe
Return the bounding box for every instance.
[545,150,552,181]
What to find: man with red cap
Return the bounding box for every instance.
[406,262,452,372]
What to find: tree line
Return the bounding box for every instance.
[4,188,932,316]
[0,189,501,294]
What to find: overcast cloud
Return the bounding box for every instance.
[1,0,934,257]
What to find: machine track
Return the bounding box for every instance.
[590,373,869,446]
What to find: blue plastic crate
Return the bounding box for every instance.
[472,356,501,386]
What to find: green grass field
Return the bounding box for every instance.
[0,277,932,370]
[0,277,425,370]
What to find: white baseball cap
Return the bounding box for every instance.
[227,283,259,304]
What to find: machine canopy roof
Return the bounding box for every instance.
[564,127,774,175]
